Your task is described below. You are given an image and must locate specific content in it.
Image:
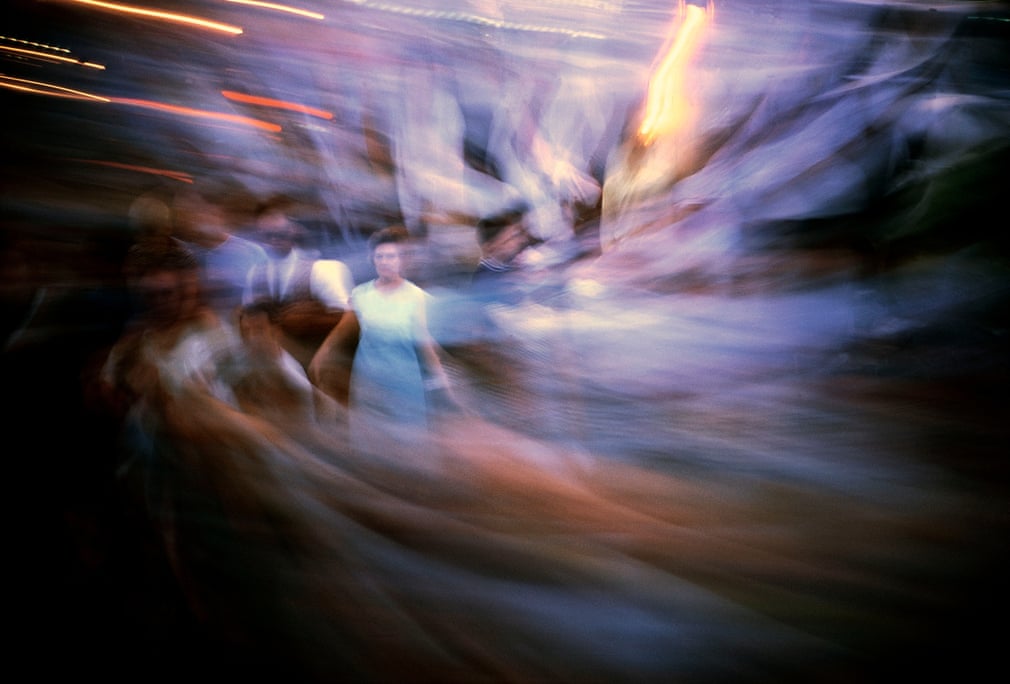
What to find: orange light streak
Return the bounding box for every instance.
[637,1,710,145]
[0,45,105,69]
[75,159,194,182]
[111,96,283,132]
[0,74,110,101]
[68,0,243,35]
[221,90,333,120]
[224,0,324,20]
[0,76,280,135]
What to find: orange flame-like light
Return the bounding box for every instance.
[637,1,711,146]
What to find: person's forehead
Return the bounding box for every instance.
[258,212,294,232]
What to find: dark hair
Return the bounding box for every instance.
[239,297,281,324]
[367,224,410,253]
[476,200,531,245]
[254,193,297,220]
[123,238,198,282]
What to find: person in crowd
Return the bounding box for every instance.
[170,185,269,328]
[215,297,338,426]
[436,202,545,434]
[94,239,328,661]
[94,239,233,591]
[469,200,537,306]
[244,196,355,372]
[309,225,458,442]
[100,238,227,413]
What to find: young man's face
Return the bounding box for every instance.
[257,211,298,258]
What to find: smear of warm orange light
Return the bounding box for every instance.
[221,90,333,120]
[76,159,194,182]
[111,96,283,132]
[225,0,324,20]
[0,74,110,101]
[0,75,281,132]
[0,45,105,69]
[68,0,243,35]
[637,1,710,145]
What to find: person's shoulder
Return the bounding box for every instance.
[401,280,427,296]
[402,280,433,305]
[291,247,322,262]
[312,257,352,274]
[351,279,376,296]
[222,234,269,259]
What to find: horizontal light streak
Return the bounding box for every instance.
[68,0,243,35]
[0,74,110,100]
[111,96,283,132]
[0,44,105,69]
[0,74,282,133]
[225,0,324,20]
[221,89,333,120]
[73,159,194,182]
[344,1,606,39]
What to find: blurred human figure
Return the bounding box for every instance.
[94,239,232,596]
[310,226,457,442]
[101,239,227,410]
[216,298,338,426]
[439,202,547,434]
[244,196,355,372]
[94,239,328,666]
[470,200,537,304]
[170,186,269,329]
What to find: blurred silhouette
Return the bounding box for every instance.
[96,238,229,506]
[215,298,339,427]
[433,201,547,434]
[244,196,355,372]
[470,200,537,301]
[170,184,269,329]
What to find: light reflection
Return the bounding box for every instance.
[221,89,334,119]
[225,0,325,21]
[637,1,709,145]
[67,0,244,35]
[0,44,106,69]
[75,159,194,183]
[0,74,110,100]
[110,96,283,132]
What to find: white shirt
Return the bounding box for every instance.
[248,249,354,309]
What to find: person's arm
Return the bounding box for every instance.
[307,308,359,405]
[414,292,466,413]
[273,259,352,338]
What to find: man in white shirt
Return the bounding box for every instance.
[244,198,355,371]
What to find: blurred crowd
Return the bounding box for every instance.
[5,1,1010,682]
